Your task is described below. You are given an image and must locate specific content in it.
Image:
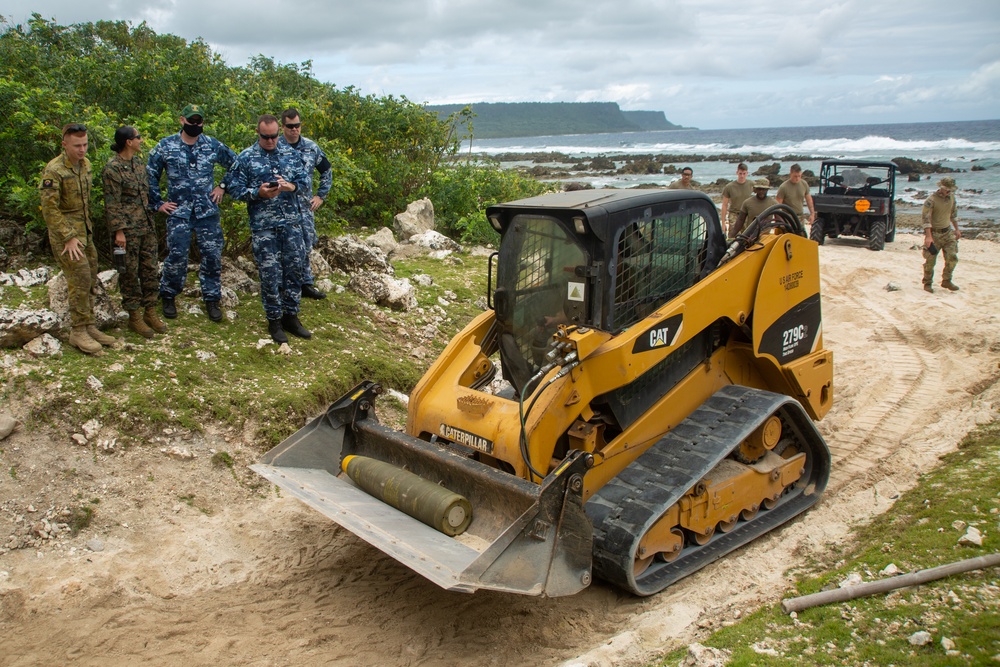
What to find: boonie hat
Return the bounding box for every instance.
[937,177,956,190]
[753,178,770,189]
[181,104,206,120]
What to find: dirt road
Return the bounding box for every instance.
[2,232,998,666]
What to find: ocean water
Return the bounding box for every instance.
[468,119,1000,221]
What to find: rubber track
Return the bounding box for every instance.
[586,384,830,596]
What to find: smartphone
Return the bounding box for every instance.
[266,181,279,188]
[927,242,939,256]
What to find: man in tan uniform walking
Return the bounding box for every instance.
[776,164,815,226]
[922,176,961,293]
[39,123,116,354]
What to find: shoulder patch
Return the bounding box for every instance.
[41,178,55,189]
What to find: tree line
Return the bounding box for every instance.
[0,15,546,258]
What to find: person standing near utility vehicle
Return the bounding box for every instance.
[103,126,167,339]
[922,177,961,293]
[147,104,236,323]
[39,123,117,355]
[776,164,815,226]
[731,179,779,239]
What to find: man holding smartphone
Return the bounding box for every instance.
[227,114,313,343]
[279,108,333,300]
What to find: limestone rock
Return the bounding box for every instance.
[316,235,393,275]
[958,526,983,546]
[0,307,60,348]
[22,332,62,357]
[0,413,18,440]
[309,249,332,279]
[908,630,932,646]
[347,272,416,312]
[410,230,461,253]
[680,642,732,667]
[392,198,435,240]
[366,227,399,255]
[0,267,53,287]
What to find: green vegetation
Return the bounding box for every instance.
[426,102,683,139]
[0,15,542,261]
[68,505,95,535]
[656,423,1000,666]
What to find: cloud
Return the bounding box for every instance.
[4,0,1000,127]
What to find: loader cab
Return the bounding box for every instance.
[489,189,725,395]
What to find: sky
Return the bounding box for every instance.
[2,0,999,130]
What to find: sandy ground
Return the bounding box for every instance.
[1,231,999,667]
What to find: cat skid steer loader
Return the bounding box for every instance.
[253,189,833,597]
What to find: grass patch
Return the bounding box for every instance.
[2,252,490,450]
[655,423,1000,666]
[68,505,95,535]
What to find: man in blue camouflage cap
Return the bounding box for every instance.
[147,104,237,322]
[228,114,313,343]
[279,108,333,300]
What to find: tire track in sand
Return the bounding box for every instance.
[820,271,946,492]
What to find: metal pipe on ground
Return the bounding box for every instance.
[780,552,1000,614]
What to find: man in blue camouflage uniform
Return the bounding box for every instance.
[279,108,333,300]
[147,104,237,322]
[228,114,313,343]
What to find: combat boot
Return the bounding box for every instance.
[162,296,177,319]
[941,280,960,291]
[205,301,223,322]
[128,310,155,339]
[923,283,934,293]
[302,284,327,300]
[144,306,168,334]
[267,319,288,344]
[87,325,117,347]
[69,326,102,355]
[281,313,312,339]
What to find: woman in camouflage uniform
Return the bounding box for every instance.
[102,126,167,338]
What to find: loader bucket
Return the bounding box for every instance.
[251,381,594,597]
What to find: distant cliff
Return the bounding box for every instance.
[425,102,686,139]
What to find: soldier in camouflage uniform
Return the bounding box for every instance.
[103,126,167,339]
[732,179,780,238]
[39,123,117,355]
[147,104,236,322]
[922,177,961,293]
[279,107,333,300]
[228,115,312,344]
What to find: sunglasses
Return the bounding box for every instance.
[63,123,88,136]
[283,122,301,129]
[258,132,279,140]
[131,134,142,141]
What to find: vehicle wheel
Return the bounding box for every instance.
[869,218,886,251]
[809,218,825,245]
[885,219,896,242]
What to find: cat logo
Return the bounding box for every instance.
[632,314,683,353]
[649,326,672,348]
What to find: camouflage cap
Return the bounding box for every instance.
[937,176,957,190]
[753,178,771,189]
[180,104,206,120]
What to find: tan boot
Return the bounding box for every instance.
[128,310,155,339]
[69,326,102,355]
[941,280,960,291]
[143,306,168,334]
[87,324,117,347]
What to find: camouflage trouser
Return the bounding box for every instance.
[300,207,316,285]
[50,231,98,327]
[160,212,223,301]
[120,230,160,311]
[726,212,739,240]
[923,227,959,286]
[251,224,306,320]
